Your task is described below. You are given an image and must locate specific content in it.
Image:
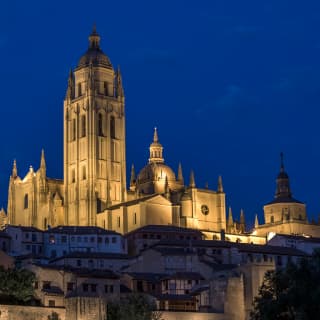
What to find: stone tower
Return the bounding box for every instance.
[64,27,126,226]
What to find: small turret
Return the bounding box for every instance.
[129,164,136,191]
[227,207,234,231]
[116,65,124,98]
[217,175,223,193]
[11,159,17,179]
[39,149,46,177]
[177,162,184,185]
[254,214,259,228]
[240,209,245,233]
[149,127,164,163]
[189,170,196,188]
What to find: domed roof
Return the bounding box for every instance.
[77,27,112,69]
[137,162,176,184]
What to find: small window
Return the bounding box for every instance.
[117,217,121,228]
[78,82,82,96]
[72,118,76,141]
[109,285,114,293]
[77,259,82,267]
[81,115,86,137]
[61,236,67,243]
[98,237,102,243]
[48,300,55,307]
[67,282,74,291]
[43,281,51,289]
[105,237,109,244]
[104,81,108,95]
[98,114,103,136]
[82,284,89,292]
[82,166,86,180]
[270,216,274,223]
[90,237,95,243]
[71,169,75,183]
[91,284,97,292]
[34,281,39,289]
[112,237,117,243]
[110,116,115,139]
[24,194,28,209]
[133,212,137,225]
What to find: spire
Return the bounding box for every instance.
[116,65,124,97]
[217,175,223,193]
[12,159,17,178]
[189,170,196,188]
[149,127,164,163]
[177,162,184,185]
[240,209,245,233]
[88,24,101,49]
[130,164,136,191]
[153,127,158,143]
[40,149,46,177]
[254,214,259,228]
[227,207,233,227]
[275,152,292,199]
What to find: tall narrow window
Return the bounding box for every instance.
[81,115,86,137]
[24,194,28,209]
[78,82,82,96]
[117,216,121,228]
[72,119,76,141]
[104,81,108,96]
[110,116,115,139]
[98,114,103,136]
[97,198,102,213]
[133,212,137,225]
[71,169,75,183]
[82,166,86,180]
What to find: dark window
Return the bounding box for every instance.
[98,237,102,243]
[78,82,82,96]
[105,237,109,244]
[109,285,114,293]
[67,282,74,291]
[25,232,29,239]
[77,259,82,267]
[82,284,89,292]
[61,236,67,243]
[137,281,143,292]
[90,237,95,243]
[72,119,76,141]
[112,237,117,243]
[24,194,28,209]
[277,256,283,266]
[97,198,102,213]
[50,250,56,258]
[270,216,274,223]
[34,281,39,289]
[110,116,115,138]
[104,81,108,95]
[91,284,97,292]
[48,300,55,307]
[81,115,86,137]
[98,114,103,136]
[82,166,86,180]
[43,281,51,289]
[263,254,268,262]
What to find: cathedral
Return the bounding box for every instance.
[7,27,226,235]
[6,28,320,239]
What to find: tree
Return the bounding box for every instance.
[107,293,162,320]
[250,250,320,319]
[0,266,35,304]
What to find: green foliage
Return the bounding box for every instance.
[250,250,320,319]
[48,312,61,320]
[0,266,35,304]
[107,293,162,320]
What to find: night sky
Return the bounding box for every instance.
[1,0,320,228]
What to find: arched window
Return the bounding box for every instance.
[104,81,108,96]
[98,114,103,136]
[81,115,86,137]
[110,116,115,139]
[24,194,28,209]
[270,216,274,223]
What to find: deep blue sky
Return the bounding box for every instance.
[1,0,320,228]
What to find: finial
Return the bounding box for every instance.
[130,164,136,188]
[240,209,245,223]
[117,65,124,97]
[40,149,46,175]
[254,214,259,228]
[227,207,233,226]
[217,175,223,193]
[280,152,284,172]
[189,170,196,188]
[205,182,209,189]
[12,159,17,178]
[89,24,100,49]
[153,127,158,143]
[177,162,184,185]
[92,23,97,35]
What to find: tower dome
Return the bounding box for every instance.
[77,26,112,69]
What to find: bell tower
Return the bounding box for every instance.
[63,27,126,226]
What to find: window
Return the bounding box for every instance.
[90,237,95,243]
[48,300,55,307]
[104,81,108,95]
[49,235,55,244]
[110,116,115,138]
[98,114,103,136]
[34,281,39,289]
[81,115,86,137]
[50,250,56,258]
[72,169,76,183]
[44,218,47,229]
[82,284,89,292]
[61,236,67,243]
[24,194,28,209]
[91,284,97,292]
[117,217,121,228]
[88,260,94,268]
[97,198,102,213]
[105,237,109,244]
[72,118,76,141]
[82,166,86,180]
[270,216,274,223]
[133,212,137,225]
[67,282,74,291]
[112,237,117,243]
[78,82,82,96]
[98,237,102,243]
[77,259,82,267]
[84,237,88,242]
[25,232,29,239]
[109,285,114,293]
[43,281,51,289]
